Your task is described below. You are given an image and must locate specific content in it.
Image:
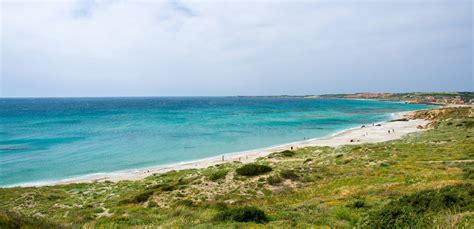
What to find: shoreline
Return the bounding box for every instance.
[6,110,431,188]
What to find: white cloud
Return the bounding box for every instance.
[1,0,472,97]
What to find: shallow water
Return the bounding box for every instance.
[0,97,432,186]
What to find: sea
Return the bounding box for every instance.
[0,97,433,186]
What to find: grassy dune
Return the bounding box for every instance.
[1,107,473,228]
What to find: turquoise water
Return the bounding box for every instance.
[0,97,432,186]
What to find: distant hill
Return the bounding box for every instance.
[317,92,474,105]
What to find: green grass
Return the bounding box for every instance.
[0,107,472,227]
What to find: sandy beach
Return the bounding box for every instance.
[29,111,429,187]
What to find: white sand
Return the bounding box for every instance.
[29,111,430,187]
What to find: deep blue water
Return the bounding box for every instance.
[0,97,432,186]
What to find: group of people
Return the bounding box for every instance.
[388,128,395,134]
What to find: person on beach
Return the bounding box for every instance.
[388,130,391,134]
[291,146,294,150]
[222,155,224,161]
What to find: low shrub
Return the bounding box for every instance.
[303,175,316,182]
[236,164,272,176]
[280,169,299,180]
[333,206,360,225]
[267,175,283,185]
[347,198,367,209]
[0,210,61,229]
[212,202,228,210]
[353,200,366,208]
[93,208,104,213]
[158,182,179,192]
[175,199,195,207]
[362,184,473,227]
[134,190,154,202]
[463,167,474,180]
[147,201,158,208]
[279,150,295,157]
[120,190,154,204]
[213,206,268,223]
[462,120,474,128]
[209,169,229,181]
[108,215,129,222]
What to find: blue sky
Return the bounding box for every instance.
[1,0,472,97]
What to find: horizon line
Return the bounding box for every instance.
[1,91,472,99]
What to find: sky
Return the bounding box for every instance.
[0,0,472,97]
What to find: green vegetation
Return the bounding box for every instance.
[0,210,62,229]
[236,163,272,176]
[412,106,472,120]
[207,169,229,181]
[267,175,283,185]
[0,107,473,227]
[279,150,295,157]
[362,184,473,227]
[120,190,154,204]
[213,206,268,223]
[279,169,299,180]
